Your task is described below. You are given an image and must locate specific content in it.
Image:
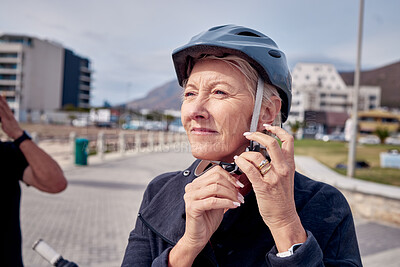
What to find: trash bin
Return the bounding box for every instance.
[75,138,89,165]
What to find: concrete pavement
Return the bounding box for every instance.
[20,151,400,266]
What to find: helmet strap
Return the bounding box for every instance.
[249,77,264,132]
[247,77,264,152]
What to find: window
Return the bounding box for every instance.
[360,117,376,122]
[0,52,18,58]
[331,94,347,99]
[0,63,17,69]
[382,118,398,123]
[0,85,16,91]
[80,81,90,86]
[0,74,17,80]
[79,90,90,95]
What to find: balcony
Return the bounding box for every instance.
[0,80,19,86]
[0,57,20,64]
[79,84,90,91]
[78,102,90,109]
[80,75,91,82]
[80,66,91,73]
[79,93,90,100]
[0,90,16,97]
[0,68,19,75]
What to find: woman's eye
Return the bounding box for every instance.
[184,92,195,97]
[214,90,226,95]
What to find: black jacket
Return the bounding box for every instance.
[122,160,362,266]
[1,141,29,267]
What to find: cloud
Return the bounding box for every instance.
[1,0,399,106]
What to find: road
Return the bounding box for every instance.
[20,152,400,266]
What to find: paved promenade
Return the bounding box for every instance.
[20,151,400,266]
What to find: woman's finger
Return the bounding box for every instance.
[263,124,294,161]
[233,154,266,188]
[186,197,241,213]
[243,131,285,166]
[189,165,242,191]
[185,182,244,204]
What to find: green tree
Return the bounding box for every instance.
[163,114,176,131]
[374,127,390,144]
[288,120,303,139]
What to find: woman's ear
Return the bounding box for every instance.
[258,96,281,129]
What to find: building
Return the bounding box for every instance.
[0,34,92,121]
[287,63,381,137]
[358,109,400,134]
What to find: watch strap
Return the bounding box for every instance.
[276,243,303,258]
[13,130,32,147]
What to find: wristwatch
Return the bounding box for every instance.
[13,130,32,147]
[276,243,303,258]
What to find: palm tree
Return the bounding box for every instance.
[374,127,390,144]
[288,120,303,140]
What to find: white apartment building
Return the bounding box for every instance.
[0,34,92,121]
[287,63,381,125]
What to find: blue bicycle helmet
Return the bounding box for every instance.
[172,24,292,122]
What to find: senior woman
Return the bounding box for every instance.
[122,25,362,266]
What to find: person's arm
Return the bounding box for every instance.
[20,139,67,193]
[236,126,361,266]
[0,95,67,193]
[266,206,361,266]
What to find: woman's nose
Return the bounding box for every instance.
[188,96,209,120]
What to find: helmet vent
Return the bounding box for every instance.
[236,31,261,37]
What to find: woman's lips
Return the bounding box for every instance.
[191,127,218,135]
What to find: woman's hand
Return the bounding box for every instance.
[169,166,243,266]
[234,124,306,252]
[183,165,243,249]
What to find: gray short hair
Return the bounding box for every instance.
[183,55,282,125]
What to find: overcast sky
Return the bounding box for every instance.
[1,0,399,106]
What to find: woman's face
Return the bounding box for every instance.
[181,59,255,162]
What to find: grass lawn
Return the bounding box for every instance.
[293,139,400,187]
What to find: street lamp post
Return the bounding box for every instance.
[347,0,365,177]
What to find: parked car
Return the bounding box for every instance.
[72,118,89,127]
[336,161,370,169]
[358,135,380,145]
[320,133,346,142]
[385,134,400,145]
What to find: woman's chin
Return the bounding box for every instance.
[190,146,235,162]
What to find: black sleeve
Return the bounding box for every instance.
[1,142,29,181]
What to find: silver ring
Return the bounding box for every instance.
[258,159,269,170]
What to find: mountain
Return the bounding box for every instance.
[124,60,400,111]
[126,80,182,110]
[339,61,400,109]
